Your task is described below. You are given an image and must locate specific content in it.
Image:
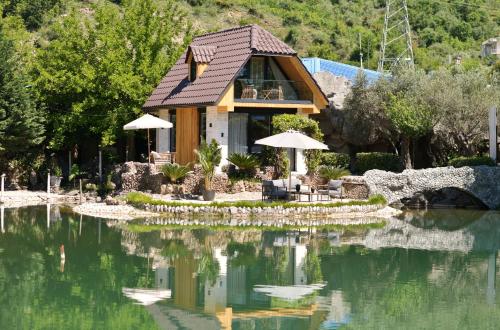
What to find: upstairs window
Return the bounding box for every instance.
[189,58,197,82]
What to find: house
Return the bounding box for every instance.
[481,37,500,58]
[143,25,328,173]
[302,57,383,109]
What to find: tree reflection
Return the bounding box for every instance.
[0,206,159,329]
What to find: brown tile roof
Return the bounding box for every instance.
[187,45,217,63]
[143,25,297,109]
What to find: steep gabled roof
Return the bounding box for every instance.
[143,25,296,109]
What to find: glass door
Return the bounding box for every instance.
[228,113,248,155]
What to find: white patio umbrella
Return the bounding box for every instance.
[255,130,328,189]
[254,283,326,300]
[122,288,171,306]
[123,114,173,164]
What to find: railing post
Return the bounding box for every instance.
[1,205,4,233]
[47,170,51,198]
[0,173,5,204]
[79,179,83,204]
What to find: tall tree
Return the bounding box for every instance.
[34,0,191,151]
[0,26,44,163]
[385,94,433,169]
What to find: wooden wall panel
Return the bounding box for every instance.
[176,107,199,165]
[173,256,198,309]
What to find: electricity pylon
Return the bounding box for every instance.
[377,0,414,73]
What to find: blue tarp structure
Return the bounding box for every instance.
[302,57,383,84]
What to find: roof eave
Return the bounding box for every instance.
[142,101,218,111]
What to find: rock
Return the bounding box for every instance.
[231,180,246,193]
[105,196,120,205]
[66,190,80,196]
[160,184,168,195]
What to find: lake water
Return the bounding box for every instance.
[1,206,500,329]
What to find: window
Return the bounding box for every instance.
[198,107,206,143]
[189,58,197,82]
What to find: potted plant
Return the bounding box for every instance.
[194,139,222,201]
[50,165,63,191]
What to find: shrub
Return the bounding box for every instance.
[319,166,350,180]
[355,152,402,174]
[228,153,260,177]
[320,152,350,168]
[85,183,98,191]
[448,156,496,168]
[161,163,191,183]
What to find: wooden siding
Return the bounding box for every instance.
[176,107,199,165]
[173,256,198,309]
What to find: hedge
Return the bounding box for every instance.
[124,192,387,209]
[355,152,403,174]
[320,152,350,168]
[448,156,496,168]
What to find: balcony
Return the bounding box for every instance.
[234,79,313,104]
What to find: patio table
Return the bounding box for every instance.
[289,191,328,202]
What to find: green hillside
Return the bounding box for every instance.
[1,0,499,71]
[178,0,500,70]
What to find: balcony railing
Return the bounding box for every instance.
[234,79,313,103]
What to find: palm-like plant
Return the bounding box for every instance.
[319,166,351,180]
[194,139,222,191]
[161,163,191,183]
[227,153,260,176]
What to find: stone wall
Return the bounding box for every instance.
[363,166,500,209]
[342,176,370,199]
[112,162,163,194]
[113,162,264,195]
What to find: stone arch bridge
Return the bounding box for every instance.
[363,166,500,209]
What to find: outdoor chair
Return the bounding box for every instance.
[262,180,288,200]
[317,180,343,200]
[150,151,176,166]
[262,178,309,201]
[241,85,257,99]
[262,85,284,100]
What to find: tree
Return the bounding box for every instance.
[385,94,433,169]
[272,114,324,174]
[342,72,387,147]
[34,0,191,151]
[1,0,63,30]
[0,26,44,163]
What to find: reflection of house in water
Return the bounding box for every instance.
[120,230,340,329]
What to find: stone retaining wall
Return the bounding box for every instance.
[138,202,384,219]
[113,162,267,195]
[138,215,386,228]
[342,176,369,199]
[364,166,500,209]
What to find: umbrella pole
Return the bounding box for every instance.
[288,148,292,192]
[147,128,151,165]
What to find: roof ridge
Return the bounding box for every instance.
[194,25,254,40]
